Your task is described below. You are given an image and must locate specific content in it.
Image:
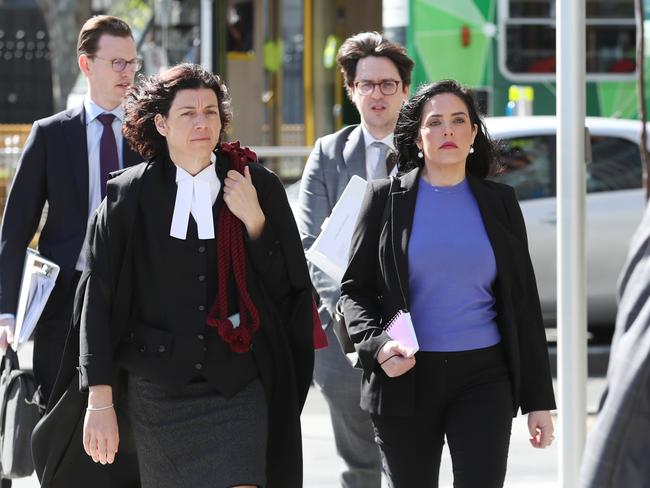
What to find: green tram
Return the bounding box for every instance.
[406,0,641,117]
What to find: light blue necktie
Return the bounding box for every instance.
[370,141,389,180]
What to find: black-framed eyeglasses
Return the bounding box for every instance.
[91,55,142,72]
[354,79,401,96]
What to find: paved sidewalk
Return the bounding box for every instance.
[302,386,564,488]
[303,377,607,487]
[13,344,605,487]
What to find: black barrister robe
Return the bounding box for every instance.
[32,153,315,488]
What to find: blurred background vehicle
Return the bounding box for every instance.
[487,116,645,340]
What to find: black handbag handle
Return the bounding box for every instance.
[0,348,42,426]
[2,347,19,374]
[0,348,18,437]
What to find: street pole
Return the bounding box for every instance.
[556,1,587,487]
[636,0,649,199]
[382,0,408,47]
[200,0,213,72]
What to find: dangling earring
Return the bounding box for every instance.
[469,145,475,154]
[417,150,423,159]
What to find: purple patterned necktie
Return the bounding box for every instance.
[97,113,119,199]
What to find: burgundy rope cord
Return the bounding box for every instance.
[206,141,326,352]
[206,142,260,353]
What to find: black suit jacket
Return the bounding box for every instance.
[340,167,556,417]
[0,103,140,315]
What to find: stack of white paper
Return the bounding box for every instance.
[12,249,60,351]
[306,175,368,283]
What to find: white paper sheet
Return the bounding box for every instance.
[12,249,60,351]
[306,175,368,284]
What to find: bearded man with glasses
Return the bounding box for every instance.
[296,31,414,488]
[0,15,142,429]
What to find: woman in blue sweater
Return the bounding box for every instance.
[340,79,556,487]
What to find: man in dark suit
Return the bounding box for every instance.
[0,15,141,404]
[296,32,414,488]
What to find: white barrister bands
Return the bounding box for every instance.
[170,153,221,240]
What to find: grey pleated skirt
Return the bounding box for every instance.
[127,374,268,488]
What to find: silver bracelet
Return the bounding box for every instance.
[86,403,114,412]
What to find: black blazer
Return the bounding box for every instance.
[0,103,140,315]
[340,167,556,417]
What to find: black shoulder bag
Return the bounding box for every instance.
[0,347,43,479]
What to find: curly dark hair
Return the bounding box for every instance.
[123,63,232,160]
[394,79,497,179]
[336,31,414,99]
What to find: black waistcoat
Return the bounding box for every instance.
[115,158,258,396]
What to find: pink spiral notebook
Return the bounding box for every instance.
[384,310,419,352]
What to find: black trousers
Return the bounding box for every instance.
[371,343,513,488]
[33,270,81,404]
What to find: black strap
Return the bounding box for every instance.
[0,349,22,436]
[2,347,19,373]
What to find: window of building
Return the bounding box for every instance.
[227,0,254,53]
[499,0,636,79]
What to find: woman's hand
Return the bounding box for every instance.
[223,166,266,239]
[83,385,119,465]
[376,340,416,377]
[527,410,554,448]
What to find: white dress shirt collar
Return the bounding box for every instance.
[170,153,221,240]
[83,96,124,124]
[360,124,395,151]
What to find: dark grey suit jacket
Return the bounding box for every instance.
[340,167,556,417]
[0,103,140,315]
[579,202,650,488]
[296,124,366,327]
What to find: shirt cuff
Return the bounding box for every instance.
[0,314,16,321]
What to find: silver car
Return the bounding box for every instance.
[488,116,646,337]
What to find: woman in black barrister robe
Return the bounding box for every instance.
[32,63,323,488]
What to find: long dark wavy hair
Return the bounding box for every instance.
[394,79,497,178]
[123,63,232,160]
